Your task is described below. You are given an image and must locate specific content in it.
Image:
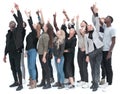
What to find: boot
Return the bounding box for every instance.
[37,79,45,87]
[27,78,32,86]
[92,82,98,91]
[29,80,36,89]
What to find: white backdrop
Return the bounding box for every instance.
[0,0,120,94]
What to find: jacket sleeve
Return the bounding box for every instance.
[76,19,82,38]
[53,15,59,32]
[84,34,89,55]
[13,14,18,23]
[28,16,35,31]
[17,10,23,28]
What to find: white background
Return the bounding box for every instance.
[0,0,120,94]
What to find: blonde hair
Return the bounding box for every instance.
[55,29,65,49]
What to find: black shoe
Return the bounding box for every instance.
[77,80,81,83]
[37,81,45,87]
[43,84,51,89]
[92,87,98,91]
[92,83,98,91]
[9,82,19,87]
[37,83,45,87]
[16,85,23,91]
[52,82,60,87]
[90,84,94,89]
[58,84,64,89]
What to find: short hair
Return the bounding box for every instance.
[9,20,16,28]
[107,15,113,23]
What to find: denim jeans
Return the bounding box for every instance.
[89,48,102,84]
[27,49,37,80]
[55,56,65,84]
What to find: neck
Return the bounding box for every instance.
[106,23,111,27]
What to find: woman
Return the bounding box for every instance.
[52,30,65,89]
[76,15,89,88]
[37,22,52,89]
[85,5,103,91]
[25,10,41,89]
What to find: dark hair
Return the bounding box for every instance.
[46,22,54,48]
[9,20,16,29]
[82,20,88,33]
[107,15,113,23]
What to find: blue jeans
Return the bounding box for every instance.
[27,49,37,80]
[55,56,64,84]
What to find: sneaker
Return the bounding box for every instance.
[99,79,105,85]
[9,82,19,87]
[68,85,75,89]
[99,82,108,88]
[82,82,89,88]
[79,81,86,86]
[58,84,64,89]
[16,85,23,91]
[64,78,69,84]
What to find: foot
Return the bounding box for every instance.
[58,84,64,89]
[9,82,19,87]
[92,87,98,91]
[68,85,75,89]
[99,79,105,85]
[43,84,51,89]
[52,82,60,87]
[16,85,23,91]
[37,82,45,87]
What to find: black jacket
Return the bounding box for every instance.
[4,10,24,55]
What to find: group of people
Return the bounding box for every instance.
[3,3,116,92]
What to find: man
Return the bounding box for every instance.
[3,3,24,91]
[100,15,116,86]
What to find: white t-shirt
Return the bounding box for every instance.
[103,26,116,51]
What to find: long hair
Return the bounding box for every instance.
[46,22,54,48]
[36,23,41,38]
[54,29,65,49]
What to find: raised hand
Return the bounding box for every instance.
[14,3,19,10]
[11,8,14,14]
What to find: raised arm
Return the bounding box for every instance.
[76,15,81,37]
[39,10,44,26]
[25,10,34,31]
[63,10,70,21]
[14,3,23,28]
[53,12,59,32]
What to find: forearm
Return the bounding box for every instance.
[53,15,59,31]
[109,37,116,53]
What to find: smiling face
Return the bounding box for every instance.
[87,24,94,32]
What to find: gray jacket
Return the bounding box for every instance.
[85,15,103,54]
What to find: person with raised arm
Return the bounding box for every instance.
[76,15,89,88]
[62,10,76,89]
[84,4,103,91]
[25,10,41,89]
[3,3,24,91]
[11,6,27,84]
